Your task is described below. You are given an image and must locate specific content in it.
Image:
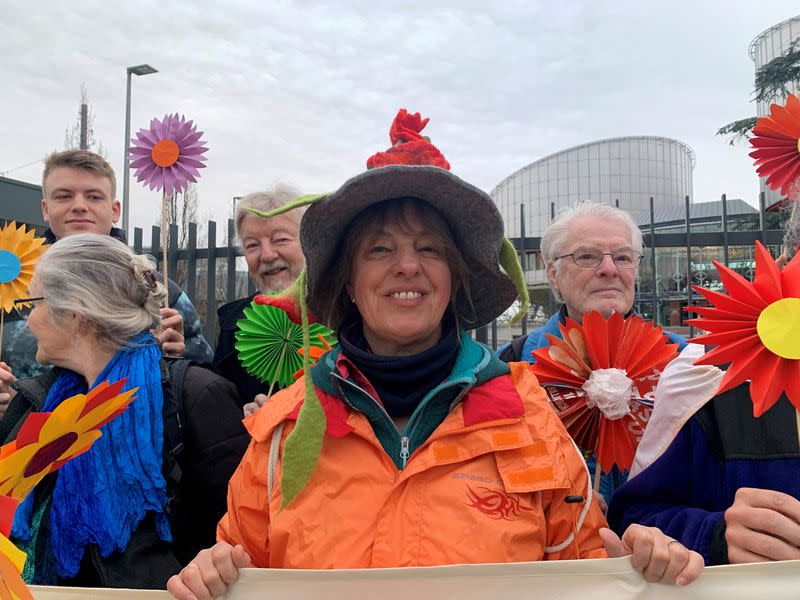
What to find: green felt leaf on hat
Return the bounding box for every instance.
[280,270,327,509]
[243,193,329,220]
[279,375,326,510]
[235,301,336,388]
[500,236,529,325]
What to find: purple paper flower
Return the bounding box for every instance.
[129,113,208,196]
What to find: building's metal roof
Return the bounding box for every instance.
[491,136,696,195]
[748,15,800,61]
[629,198,757,227]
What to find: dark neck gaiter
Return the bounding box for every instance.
[337,313,460,418]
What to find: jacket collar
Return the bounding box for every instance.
[42,227,127,245]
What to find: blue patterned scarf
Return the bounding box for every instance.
[12,332,171,579]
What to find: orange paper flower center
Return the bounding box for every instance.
[756,297,800,360]
[151,139,180,167]
[23,432,78,477]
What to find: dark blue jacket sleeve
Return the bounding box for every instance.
[607,418,728,565]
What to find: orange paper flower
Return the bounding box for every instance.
[0,222,46,314]
[529,311,679,473]
[0,379,136,501]
[750,93,800,200]
[686,241,800,416]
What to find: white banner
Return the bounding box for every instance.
[27,557,800,599]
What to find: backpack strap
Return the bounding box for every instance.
[498,334,530,363]
[162,358,190,515]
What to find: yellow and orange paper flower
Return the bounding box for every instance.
[0,379,136,501]
[687,241,800,416]
[750,93,800,200]
[0,222,46,314]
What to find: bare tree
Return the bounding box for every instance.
[64,83,107,157]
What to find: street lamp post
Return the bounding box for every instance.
[122,64,158,237]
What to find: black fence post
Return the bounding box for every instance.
[684,195,693,337]
[226,218,236,303]
[520,203,527,338]
[151,225,161,268]
[721,194,729,266]
[187,222,198,303]
[649,197,658,325]
[168,223,179,286]
[205,220,217,342]
[133,227,143,255]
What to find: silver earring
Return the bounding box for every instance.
[351,297,356,303]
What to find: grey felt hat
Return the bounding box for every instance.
[300,164,518,329]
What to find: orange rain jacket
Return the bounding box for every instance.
[219,336,608,568]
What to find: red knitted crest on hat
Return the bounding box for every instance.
[366,109,451,170]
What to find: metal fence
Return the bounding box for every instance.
[480,193,788,349]
[131,219,254,343]
[133,193,789,350]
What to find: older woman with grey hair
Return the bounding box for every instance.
[0,234,249,591]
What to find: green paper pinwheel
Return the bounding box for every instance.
[235,299,336,391]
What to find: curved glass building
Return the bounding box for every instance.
[491,136,695,241]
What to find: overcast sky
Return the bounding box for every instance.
[2,1,798,234]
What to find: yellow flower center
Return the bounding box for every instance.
[756,297,800,359]
[151,139,180,167]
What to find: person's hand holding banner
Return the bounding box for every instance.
[600,525,704,586]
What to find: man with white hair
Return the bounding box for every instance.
[212,185,306,415]
[498,201,687,501]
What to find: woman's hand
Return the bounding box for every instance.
[0,361,17,419]
[243,393,269,418]
[167,542,252,600]
[600,525,704,586]
[154,308,186,358]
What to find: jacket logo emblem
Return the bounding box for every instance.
[465,485,533,520]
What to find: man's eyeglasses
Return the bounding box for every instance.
[12,297,45,320]
[555,248,642,269]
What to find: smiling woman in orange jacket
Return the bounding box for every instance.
[167,111,703,600]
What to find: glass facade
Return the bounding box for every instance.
[634,243,783,326]
[491,136,695,240]
[749,16,800,209]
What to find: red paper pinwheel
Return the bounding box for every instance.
[529,311,680,473]
[129,113,208,196]
[686,241,800,416]
[750,93,800,200]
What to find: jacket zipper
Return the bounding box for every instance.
[400,436,410,468]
